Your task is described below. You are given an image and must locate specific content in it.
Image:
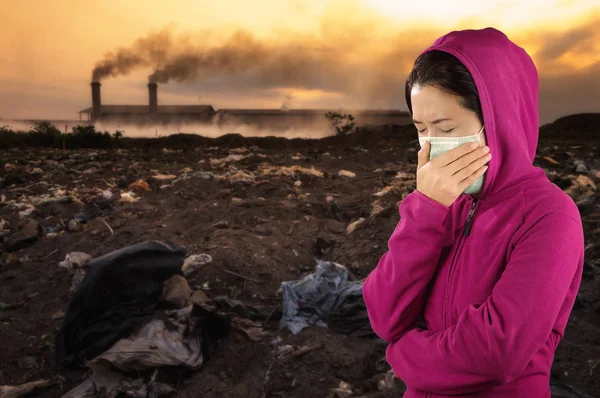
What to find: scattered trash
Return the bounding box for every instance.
[62,304,230,397]
[58,252,92,270]
[152,173,177,181]
[261,165,324,178]
[373,185,394,197]
[67,219,81,232]
[280,259,363,335]
[119,191,139,203]
[216,170,256,185]
[55,241,187,367]
[128,179,151,192]
[182,254,213,276]
[338,170,356,178]
[543,156,560,165]
[52,310,66,320]
[331,381,353,398]
[210,154,246,167]
[346,218,366,234]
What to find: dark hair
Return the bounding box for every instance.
[405,50,483,124]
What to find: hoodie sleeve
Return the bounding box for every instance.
[385,211,584,395]
[362,189,450,342]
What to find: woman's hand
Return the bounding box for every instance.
[416,141,491,207]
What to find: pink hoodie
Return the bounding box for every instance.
[362,28,584,397]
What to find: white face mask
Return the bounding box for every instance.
[418,125,486,195]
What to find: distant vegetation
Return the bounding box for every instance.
[325,112,356,136]
[0,122,126,149]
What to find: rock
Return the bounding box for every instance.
[30,168,44,175]
[161,275,191,308]
[59,252,92,270]
[67,219,81,232]
[186,290,212,307]
[338,170,356,178]
[182,254,213,276]
[346,218,366,234]
[294,180,302,187]
[127,179,151,192]
[4,219,42,252]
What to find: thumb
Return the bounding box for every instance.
[417,140,430,169]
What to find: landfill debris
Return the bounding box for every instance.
[261,165,324,178]
[543,156,560,165]
[55,241,186,367]
[370,203,385,217]
[0,379,51,398]
[216,169,256,185]
[182,253,213,276]
[52,310,66,320]
[161,275,191,308]
[119,191,139,203]
[63,304,230,397]
[373,186,393,197]
[338,170,356,178]
[294,180,302,187]
[58,252,92,270]
[331,381,353,398]
[151,173,177,181]
[128,179,151,192]
[346,218,366,234]
[67,219,81,232]
[210,154,247,167]
[280,259,363,335]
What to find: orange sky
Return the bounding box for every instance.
[1,0,599,124]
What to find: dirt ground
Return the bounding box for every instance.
[1,126,599,397]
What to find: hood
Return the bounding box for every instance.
[420,27,545,202]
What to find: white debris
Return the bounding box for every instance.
[338,170,356,178]
[119,191,138,203]
[373,186,393,197]
[59,252,92,270]
[182,254,213,276]
[346,218,366,234]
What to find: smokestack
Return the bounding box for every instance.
[148,83,158,115]
[91,82,101,122]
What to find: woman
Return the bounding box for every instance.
[362,27,584,397]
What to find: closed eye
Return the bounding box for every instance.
[441,128,455,134]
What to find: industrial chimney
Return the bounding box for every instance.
[148,83,158,115]
[91,82,101,122]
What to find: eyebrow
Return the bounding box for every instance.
[412,118,452,124]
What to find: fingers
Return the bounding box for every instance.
[457,164,489,192]
[417,140,430,170]
[452,150,491,182]
[445,145,490,175]
[433,141,480,167]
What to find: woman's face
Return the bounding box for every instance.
[411,84,487,146]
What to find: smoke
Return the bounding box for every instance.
[280,93,293,110]
[88,3,600,124]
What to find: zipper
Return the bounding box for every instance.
[443,197,478,329]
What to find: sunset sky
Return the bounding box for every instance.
[1,0,599,124]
